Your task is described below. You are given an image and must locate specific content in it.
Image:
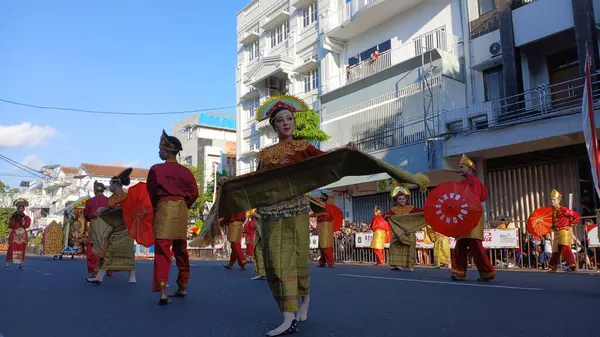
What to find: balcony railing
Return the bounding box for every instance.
[443,72,600,133]
[511,0,537,10]
[322,29,461,94]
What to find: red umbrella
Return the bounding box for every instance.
[327,204,344,232]
[121,183,155,247]
[526,207,553,237]
[424,182,483,238]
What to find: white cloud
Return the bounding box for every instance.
[0,122,57,148]
[109,161,139,168]
[21,154,43,170]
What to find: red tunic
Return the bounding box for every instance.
[244,218,257,243]
[316,203,333,224]
[84,195,109,221]
[370,215,390,232]
[229,212,246,224]
[147,160,199,208]
[553,206,580,229]
[462,173,488,203]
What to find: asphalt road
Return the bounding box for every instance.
[1,256,599,337]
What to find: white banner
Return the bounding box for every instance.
[589,227,600,247]
[353,229,519,249]
[448,229,519,249]
[310,235,319,249]
[354,232,390,248]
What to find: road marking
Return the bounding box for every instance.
[338,274,542,291]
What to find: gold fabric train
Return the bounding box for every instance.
[198,148,430,241]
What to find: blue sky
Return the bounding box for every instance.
[0,0,247,188]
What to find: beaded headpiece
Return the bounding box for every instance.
[13,198,28,208]
[256,94,309,123]
[390,182,410,199]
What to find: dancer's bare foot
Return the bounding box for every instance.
[168,289,187,298]
[297,295,310,322]
[266,313,297,336]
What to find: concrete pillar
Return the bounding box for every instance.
[572,0,600,74]
[497,0,521,98]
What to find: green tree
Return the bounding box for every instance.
[205,168,229,204]
[293,109,330,142]
[184,163,206,221]
[8,188,19,193]
[0,208,14,240]
[0,180,7,193]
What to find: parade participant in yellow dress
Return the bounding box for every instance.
[428,227,451,268]
[86,168,136,285]
[371,206,389,266]
[385,183,422,271]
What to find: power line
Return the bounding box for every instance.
[0,98,239,116]
[0,154,47,180]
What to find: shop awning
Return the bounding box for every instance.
[321,173,390,190]
[320,169,463,191]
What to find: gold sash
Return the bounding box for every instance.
[371,229,386,249]
[227,221,243,242]
[317,221,333,248]
[153,200,189,240]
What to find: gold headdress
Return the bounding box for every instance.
[550,189,562,199]
[246,208,256,219]
[256,94,309,123]
[460,154,475,170]
[160,129,183,152]
[13,198,29,208]
[390,182,410,199]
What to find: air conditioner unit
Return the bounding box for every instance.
[489,42,501,56]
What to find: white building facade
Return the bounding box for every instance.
[173,112,237,191]
[236,0,321,175]
[234,0,600,225]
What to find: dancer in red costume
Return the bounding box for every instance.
[223,212,247,270]
[451,154,495,282]
[547,189,580,272]
[83,181,109,276]
[5,198,31,271]
[371,206,389,266]
[148,130,199,305]
[316,192,335,268]
[244,212,257,263]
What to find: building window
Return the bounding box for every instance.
[348,39,391,67]
[302,3,317,28]
[186,128,194,140]
[478,0,496,15]
[303,69,319,93]
[248,96,260,118]
[483,66,504,102]
[248,40,260,62]
[270,22,289,48]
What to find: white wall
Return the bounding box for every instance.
[512,0,574,47]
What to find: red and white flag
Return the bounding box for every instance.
[582,44,600,198]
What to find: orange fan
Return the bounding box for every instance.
[527,207,554,236]
[327,204,344,232]
[121,183,155,247]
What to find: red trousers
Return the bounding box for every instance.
[228,241,246,267]
[451,238,495,280]
[319,247,334,266]
[373,249,385,265]
[152,239,190,292]
[86,243,99,275]
[548,244,576,270]
[246,242,254,258]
